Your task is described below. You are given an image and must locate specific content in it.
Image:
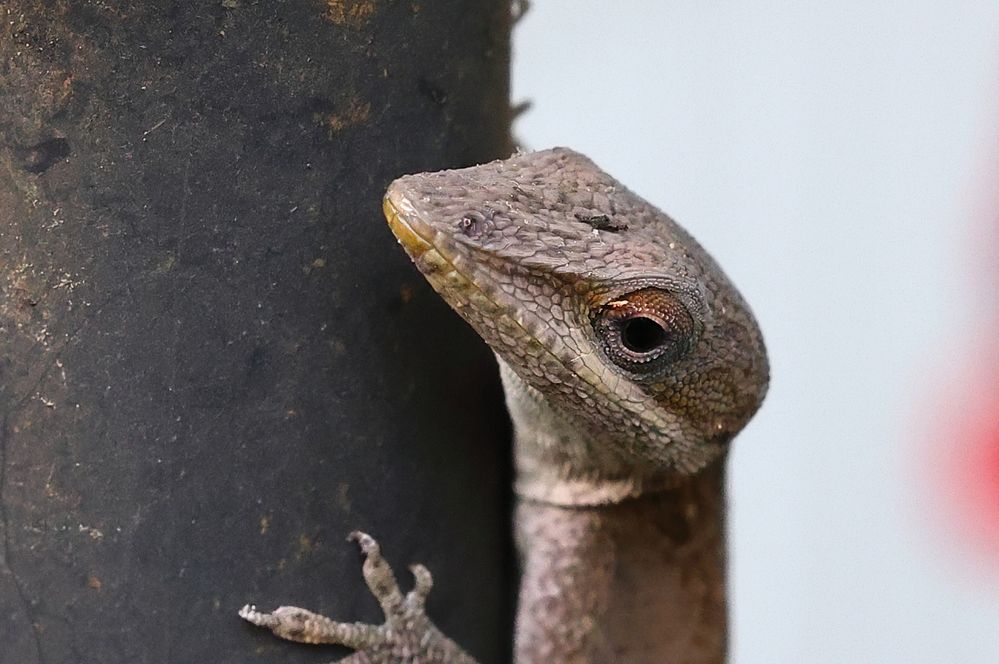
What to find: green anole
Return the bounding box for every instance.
[241,148,769,663]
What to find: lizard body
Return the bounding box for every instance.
[241,148,769,663]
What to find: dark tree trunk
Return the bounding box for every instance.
[0,2,512,663]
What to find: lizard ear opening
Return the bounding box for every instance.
[593,288,696,378]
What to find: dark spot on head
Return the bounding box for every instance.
[575,211,627,232]
[19,137,71,174]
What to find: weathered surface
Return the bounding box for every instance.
[0,2,512,663]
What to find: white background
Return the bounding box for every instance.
[513,3,999,662]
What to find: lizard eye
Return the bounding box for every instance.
[593,288,696,376]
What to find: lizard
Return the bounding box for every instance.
[240,147,769,663]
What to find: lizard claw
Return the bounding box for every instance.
[239,532,477,663]
[237,603,276,628]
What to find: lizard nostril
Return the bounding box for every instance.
[457,214,484,238]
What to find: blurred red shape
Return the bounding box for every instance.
[946,364,999,554]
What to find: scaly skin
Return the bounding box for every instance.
[242,148,769,663]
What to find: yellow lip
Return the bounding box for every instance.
[383,195,432,258]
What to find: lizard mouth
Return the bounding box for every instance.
[383,190,485,305]
[383,189,493,317]
[383,193,434,259]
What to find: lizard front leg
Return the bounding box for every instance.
[240,531,478,664]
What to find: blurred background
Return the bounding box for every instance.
[513,2,999,662]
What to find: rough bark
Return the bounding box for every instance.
[0,2,512,662]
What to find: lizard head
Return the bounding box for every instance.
[384,148,769,500]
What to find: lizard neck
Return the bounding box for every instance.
[514,460,728,664]
[498,356,728,663]
[497,356,686,506]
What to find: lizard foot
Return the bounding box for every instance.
[239,531,477,664]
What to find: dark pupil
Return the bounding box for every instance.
[621,317,666,353]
